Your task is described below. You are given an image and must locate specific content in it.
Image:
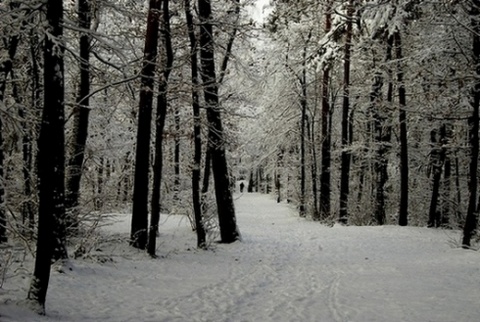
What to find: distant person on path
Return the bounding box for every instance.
[239,182,245,193]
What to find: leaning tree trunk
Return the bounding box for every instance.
[339,1,353,224]
[65,0,92,232]
[395,31,409,227]
[130,0,161,250]
[185,0,206,248]
[148,0,174,257]
[198,0,240,243]
[27,0,67,313]
[463,1,480,248]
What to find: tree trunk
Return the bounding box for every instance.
[307,114,319,218]
[148,0,174,257]
[372,71,386,225]
[462,1,480,248]
[428,126,447,227]
[395,31,409,226]
[276,149,284,202]
[0,104,5,243]
[130,0,161,250]
[65,0,92,232]
[185,0,206,248]
[174,106,180,198]
[95,157,104,210]
[454,153,462,225]
[319,4,332,220]
[27,0,66,313]
[339,2,353,224]
[373,34,393,225]
[299,67,307,218]
[441,126,452,226]
[201,148,212,211]
[198,0,240,243]
[248,170,254,193]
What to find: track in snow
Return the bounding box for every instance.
[2,192,479,322]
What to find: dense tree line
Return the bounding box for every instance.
[1,0,480,315]
[244,0,479,245]
[0,0,246,313]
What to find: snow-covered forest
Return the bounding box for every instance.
[1,0,480,320]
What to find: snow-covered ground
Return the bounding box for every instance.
[1,192,479,322]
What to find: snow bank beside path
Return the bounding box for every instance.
[1,193,479,321]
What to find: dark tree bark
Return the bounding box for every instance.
[201,148,212,211]
[454,153,462,225]
[131,0,161,250]
[373,35,393,225]
[95,157,104,210]
[276,149,284,203]
[198,0,240,243]
[462,1,480,248]
[148,0,174,257]
[339,1,353,224]
[198,0,239,211]
[395,31,409,226]
[247,170,254,193]
[185,0,206,248]
[299,48,308,218]
[27,0,67,313]
[174,106,181,197]
[0,103,6,243]
[441,126,452,226]
[117,151,131,203]
[372,72,386,225]
[307,106,319,218]
[319,4,332,220]
[65,0,92,231]
[428,126,447,228]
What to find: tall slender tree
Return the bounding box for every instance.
[428,125,447,227]
[373,34,394,225]
[299,34,310,218]
[65,0,93,231]
[27,0,67,313]
[319,2,333,220]
[148,0,173,257]
[185,0,206,248]
[339,1,354,224]
[462,0,480,248]
[198,0,240,243]
[395,30,409,226]
[131,0,162,250]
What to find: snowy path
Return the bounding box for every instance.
[2,193,480,321]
